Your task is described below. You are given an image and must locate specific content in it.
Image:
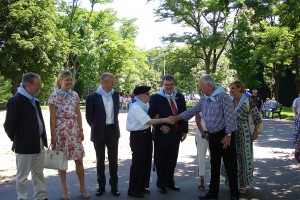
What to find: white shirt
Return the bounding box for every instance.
[293,97,300,115]
[126,104,151,131]
[101,95,114,124]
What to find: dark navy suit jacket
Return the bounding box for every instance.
[85,91,120,143]
[148,92,188,141]
[4,93,48,154]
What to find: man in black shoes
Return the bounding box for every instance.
[86,72,120,197]
[148,75,188,194]
[177,74,239,200]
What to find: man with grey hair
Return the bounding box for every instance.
[4,72,48,200]
[86,72,121,197]
[175,74,239,200]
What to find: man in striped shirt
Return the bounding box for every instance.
[177,74,239,200]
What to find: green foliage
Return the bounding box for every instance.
[228,10,259,88]
[281,106,295,121]
[0,0,68,93]
[278,68,297,106]
[0,76,12,103]
[155,0,236,74]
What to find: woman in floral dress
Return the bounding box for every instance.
[49,70,89,199]
[229,81,262,194]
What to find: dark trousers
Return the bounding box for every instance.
[128,128,153,192]
[93,125,119,190]
[154,134,180,188]
[208,130,239,196]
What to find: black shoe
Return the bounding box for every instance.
[96,188,105,196]
[167,186,180,191]
[199,191,218,199]
[128,191,144,198]
[158,186,167,194]
[230,194,240,200]
[111,189,120,197]
[140,188,150,193]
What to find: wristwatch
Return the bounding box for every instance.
[227,132,232,137]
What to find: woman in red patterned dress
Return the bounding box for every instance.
[49,70,89,199]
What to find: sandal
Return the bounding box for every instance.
[239,186,247,194]
[198,180,205,190]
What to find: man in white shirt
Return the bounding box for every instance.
[86,72,121,197]
[126,86,173,198]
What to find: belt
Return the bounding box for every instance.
[209,128,226,134]
[131,128,151,134]
[105,124,114,127]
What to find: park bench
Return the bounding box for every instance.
[271,103,283,119]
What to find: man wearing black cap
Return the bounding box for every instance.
[126,86,174,198]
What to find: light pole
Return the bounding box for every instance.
[163,47,166,75]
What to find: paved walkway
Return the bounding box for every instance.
[0,110,300,200]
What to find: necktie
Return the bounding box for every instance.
[170,97,179,132]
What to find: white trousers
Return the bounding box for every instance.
[195,129,210,176]
[15,138,47,200]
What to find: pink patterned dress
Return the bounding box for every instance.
[48,91,85,160]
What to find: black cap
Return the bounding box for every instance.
[133,86,151,95]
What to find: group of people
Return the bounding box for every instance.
[3,71,263,200]
[119,93,132,109]
[262,97,278,118]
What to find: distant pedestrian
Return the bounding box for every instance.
[245,89,251,97]
[250,89,263,112]
[4,72,48,200]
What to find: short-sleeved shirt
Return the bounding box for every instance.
[126,104,151,131]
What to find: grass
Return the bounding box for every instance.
[280,106,294,121]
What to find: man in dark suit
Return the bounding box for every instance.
[148,74,188,194]
[4,72,48,200]
[86,72,120,197]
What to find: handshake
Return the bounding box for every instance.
[164,116,180,124]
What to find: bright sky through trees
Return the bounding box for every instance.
[83,0,188,49]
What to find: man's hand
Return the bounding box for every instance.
[165,116,175,124]
[160,125,170,134]
[181,133,187,142]
[221,135,231,149]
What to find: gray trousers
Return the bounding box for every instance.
[15,138,47,200]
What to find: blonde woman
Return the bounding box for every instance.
[229,80,262,194]
[48,70,89,199]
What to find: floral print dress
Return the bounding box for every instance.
[48,91,85,160]
[234,97,262,187]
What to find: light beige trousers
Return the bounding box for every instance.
[15,138,47,200]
